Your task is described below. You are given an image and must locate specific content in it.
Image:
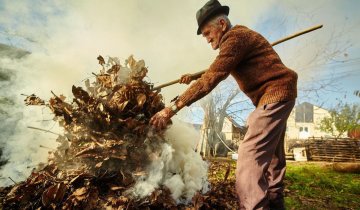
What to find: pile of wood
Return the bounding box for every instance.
[306,137,360,162]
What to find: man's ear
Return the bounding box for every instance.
[219,19,227,32]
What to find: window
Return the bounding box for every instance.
[299,127,303,132]
[295,102,314,123]
[304,127,308,132]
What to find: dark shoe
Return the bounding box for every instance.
[269,197,285,210]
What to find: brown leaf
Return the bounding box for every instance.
[126,55,136,69]
[117,100,129,112]
[95,162,103,168]
[96,74,112,88]
[72,85,91,104]
[69,173,94,185]
[106,196,129,208]
[110,155,127,160]
[29,172,48,185]
[223,163,231,182]
[110,186,125,191]
[149,188,176,208]
[59,94,66,101]
[107,64,120,74]
[72,187,87,197]
[133,170,147,176]
[24,94,45,106]
[75,143,101,157]
[136,93,147,108]
[97,55,105,66]
[41,182,67,206]
[5,185,22,203]
[192,192,205,209]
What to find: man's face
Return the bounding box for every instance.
[201,20,226,50]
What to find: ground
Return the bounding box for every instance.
[207,159,360,210]
[0,159,359,209]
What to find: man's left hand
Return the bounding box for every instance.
[180,74,193,84]
[150,107,175,130]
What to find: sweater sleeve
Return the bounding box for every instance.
[178,31,249,106]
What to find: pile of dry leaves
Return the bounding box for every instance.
[0,56,239,209]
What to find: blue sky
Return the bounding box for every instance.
[250,1,360,107]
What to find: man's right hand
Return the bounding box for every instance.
[179,74,193,84]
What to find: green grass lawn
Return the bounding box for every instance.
[285,162,360,210]
[208,160,360,210]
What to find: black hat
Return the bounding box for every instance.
[196,0,229,35]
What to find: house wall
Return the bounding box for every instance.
[286,105,334,139]
[222,117,233,141]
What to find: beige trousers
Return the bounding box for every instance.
[236,100,295,210]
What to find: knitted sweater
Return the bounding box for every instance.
[178,25,298,107]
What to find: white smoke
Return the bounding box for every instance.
[0,54,62,186]
[130,120,209,203]
[0,105,60,186]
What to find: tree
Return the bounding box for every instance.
[319,103,360,138]
[198,84,240,156]
[181,78,252,157]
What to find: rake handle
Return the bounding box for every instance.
[152,24,323,91]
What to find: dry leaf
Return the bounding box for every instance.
[41,182,67,206]
[72,187,87,197]
[97,55,105,66]
[24,94,45,106]
[136,93,146,107]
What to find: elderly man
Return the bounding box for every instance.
[150,0,297,209]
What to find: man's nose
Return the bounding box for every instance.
[206,37,212,43]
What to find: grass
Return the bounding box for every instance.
[284,162,360,210]
[208,160,360,210]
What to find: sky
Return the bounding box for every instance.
[0,0,359,117]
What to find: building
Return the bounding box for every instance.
[195,116,246,157]
[286,102,335,139]
[222,116,247,145]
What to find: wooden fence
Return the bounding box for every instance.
[305,137,360,162]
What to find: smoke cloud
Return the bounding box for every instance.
[129,120,208,202]
[0,0,215,190]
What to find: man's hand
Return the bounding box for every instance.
[150,107,175,130]
[179,74,193,84]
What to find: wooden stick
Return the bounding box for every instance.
[8,177,17,184]
[152,24,323,91]
[27,126,61,136]
[40,145,56,150]
[271,24,323,46]
[152,70,205,91]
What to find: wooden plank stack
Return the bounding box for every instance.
[306,137,360,162]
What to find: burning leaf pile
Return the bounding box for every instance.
[1,55,189,209]
[0,55,240,210]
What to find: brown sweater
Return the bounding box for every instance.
[178,25,298,108]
